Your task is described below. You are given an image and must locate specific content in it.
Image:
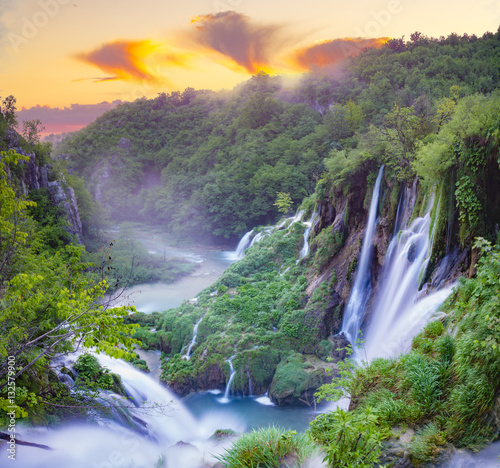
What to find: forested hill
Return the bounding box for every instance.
[56,28,500,241]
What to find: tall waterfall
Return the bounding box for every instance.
[363,196,453,361]
[341,166,385,345]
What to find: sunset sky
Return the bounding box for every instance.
[1,0,499,135]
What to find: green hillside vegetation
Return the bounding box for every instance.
[56,29,500,242]
[1,27,500,466]
[0,109,139,426]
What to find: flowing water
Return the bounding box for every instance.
[18,188,479,466]
[341,166,385,344]
[298,211,320,260]
[109,227,234,313]
[183,316,205,360]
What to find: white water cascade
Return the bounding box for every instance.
[234,230,254,259]
[183,316,204,360]
[341,166,385,344]
[228,209,310,261]
[246,368,253,397]
[16,354,240,468]
[298,210,320,260]
[220,356,236,403]
[363,196,454,361]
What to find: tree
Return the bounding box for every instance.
[21,119,45,145]
[0,150,139,420]
[273,192,293,214]
[0,96,17,128]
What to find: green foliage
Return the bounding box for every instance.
[315,344,355,403]
[308,406,388,468]
[273,192,293,214]
[409,422,447,463]
[309,225,344,273]
[0,147,140,423]
[217,426,317,468]
[74,354,117,392]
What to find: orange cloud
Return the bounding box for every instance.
[188,11,288,74]
[75,40,164,83]
[292,37,389,70]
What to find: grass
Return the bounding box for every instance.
[216,426,319,468]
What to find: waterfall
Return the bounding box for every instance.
[246,367,253,397]
[340,166,385,345]
[183,316,204,360]
[298,210,319,260]
[220,356,236,403]
[228,209,308,261]
[18,354,237,468]
[235,230,254,259]
[255,388,274,406]
[363,195,453,361]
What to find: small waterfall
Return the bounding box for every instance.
[246,367,253,397]
[235,230,254,259]
[298,211,319,260]
[250,232,264,247]
[341,166,385,345]
[276,209,305,229]
[363,196,453,361]
[228,210,308,261]
[183,316,204,360]
[255,388,274,406]
[220,356,236,403]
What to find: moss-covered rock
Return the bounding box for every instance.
[269,353,330,406]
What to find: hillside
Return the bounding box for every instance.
[55,29,500,242]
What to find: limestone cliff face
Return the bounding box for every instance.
[305,172,470,341]
[47,178,84,244]
[7,144,84,244]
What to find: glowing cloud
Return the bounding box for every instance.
[292,37,389,70]
[75,40,163,83]
[188,11,288,74]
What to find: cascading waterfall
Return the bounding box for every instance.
[362,195,454,361]
[220,356,236,403]
[18,353,240,468]
[341,166,385,345]
[235,230,254,259]
[230,209,309,261]
[298,210,320,260]
[183,316,204,360]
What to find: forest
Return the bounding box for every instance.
[55,29,500,242]
[1,27,500,467]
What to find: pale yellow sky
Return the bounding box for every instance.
[1,0,498,110]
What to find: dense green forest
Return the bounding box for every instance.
[1,27,500,467]
[56,29,500,242]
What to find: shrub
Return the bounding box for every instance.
[308,406,388,467]
[216,426,317,468]
[410,423,446,463]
